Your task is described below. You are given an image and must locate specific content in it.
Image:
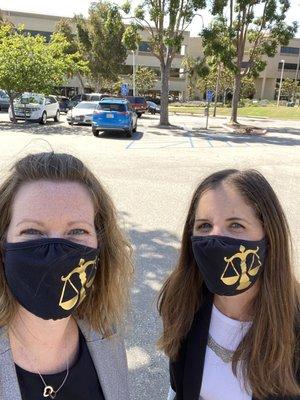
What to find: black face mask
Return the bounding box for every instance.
[191,235,267,296]
[3,238,100,320]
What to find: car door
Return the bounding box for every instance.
[46,96,57,117]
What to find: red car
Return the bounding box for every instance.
[125,96,148,117]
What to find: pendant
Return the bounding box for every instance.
[43,386,55,398]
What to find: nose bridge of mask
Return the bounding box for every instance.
[191,235,265,295]
[3,238,100,320]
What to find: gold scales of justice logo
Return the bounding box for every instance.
[221,245,261,290]
[59,257,97,310]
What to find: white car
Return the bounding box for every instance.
[66,101,100,125]
[9,93,60,124]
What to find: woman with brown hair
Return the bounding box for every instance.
[158,169,299,400]
[0,152,133,400]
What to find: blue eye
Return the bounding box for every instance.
[20,229,43,236]
[68,229,88,235]
[230,222,244,229]
[195,223,212,231]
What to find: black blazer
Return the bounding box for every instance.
[169,292,300,400]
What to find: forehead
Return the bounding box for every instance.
[11,180,94,221]
[195,183,255,218]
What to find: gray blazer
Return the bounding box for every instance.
[0,320,130,400]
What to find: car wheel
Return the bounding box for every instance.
[68,122,73,125]
[125,126,133,138]
[39,112,47,125]
[137,113,142,118]
[92,127,99,137]
[54,110,60,122]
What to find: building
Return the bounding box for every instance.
[2,9,300,101]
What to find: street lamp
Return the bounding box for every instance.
[277,59,285,107]
[132,50,136,96]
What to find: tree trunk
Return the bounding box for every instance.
[160,62,170,126]
[8,94,16,123]
[230,73,242,124]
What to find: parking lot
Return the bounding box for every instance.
[1,110,299,400]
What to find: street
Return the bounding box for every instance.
[0,112,299,399]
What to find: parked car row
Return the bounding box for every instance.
[3,91,160,138]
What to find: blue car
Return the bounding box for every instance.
[92,98,138,138]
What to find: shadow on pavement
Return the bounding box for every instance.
[124,219,180,400]
[145,127,300,146]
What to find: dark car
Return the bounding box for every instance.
[147,101,161,114]
[0,90,10,111]
[57,96,72,113]
[125,96,148,117]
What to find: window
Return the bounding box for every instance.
[241,61,250,68]
[278,62,298,70]
[139,42,152,52]
[280,46,300,55]
[99,103,126,112]
[23,30,52,43]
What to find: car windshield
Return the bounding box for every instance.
[75,102,98,109]
[17,93,44,104]
[99,103,126,112]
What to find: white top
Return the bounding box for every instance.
[167,304,252,400]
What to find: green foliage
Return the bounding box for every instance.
[131,66,157,94]
[202,0,298,122]
[122,24,141,51]
[0,24,86,121]
[281,78,298,101]
[74,1,128,89]
[122,0,207,124]
[240,76,256,99]
[181,56,208,98]
[196,63,233,96]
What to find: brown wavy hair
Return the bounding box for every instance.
[158,169,299,398]
[0,152,133,337]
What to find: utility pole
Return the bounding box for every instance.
[132,50,136,96]
[277,59,285,107]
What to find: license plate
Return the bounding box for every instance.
[75,116,84,121]
[106,113,114,118]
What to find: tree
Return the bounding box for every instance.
[122,0,206,126]
[202,1,297,124]
[240,76,256,99]
[0,24,87,122]
[74,1,128,91]
[196,64,233,103]
[181,56,208,99]
[280,78,298,101]
[54,18,87,91]
[131,66,157,95]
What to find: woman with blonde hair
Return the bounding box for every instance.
[158,169,299,400]
[0,152,133,399]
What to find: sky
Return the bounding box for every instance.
[1,0,300,37]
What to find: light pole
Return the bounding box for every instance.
[277,59,285,107]
[132,50,136,96]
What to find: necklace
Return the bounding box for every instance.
[207,334,235,363]
[9,325,70,399]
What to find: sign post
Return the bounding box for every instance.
[205,89,213,129]
[121,83,129,97]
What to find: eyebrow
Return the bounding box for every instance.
[195,217,249,223]
[16,219,95,229]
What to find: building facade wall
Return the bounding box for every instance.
[2,9,300,100]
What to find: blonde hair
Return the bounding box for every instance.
[0,152,133,337]
[158,169,299,398]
